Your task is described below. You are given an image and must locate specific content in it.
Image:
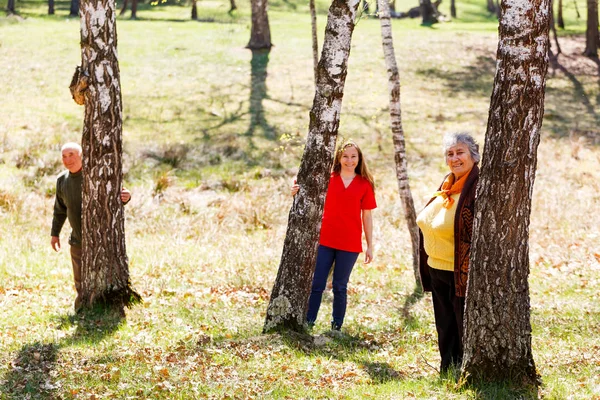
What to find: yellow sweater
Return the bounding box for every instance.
[416,193,460,271]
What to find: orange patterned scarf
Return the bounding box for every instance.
[433,169,472,209]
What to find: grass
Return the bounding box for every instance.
[1,0,600,398]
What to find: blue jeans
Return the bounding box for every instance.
[306,245,359,328]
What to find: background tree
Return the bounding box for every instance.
[70,0,79,17]
[229,0,237,12]
[557,0,565,28]
[487,0,496,13]
[6,0,16,14]
[120,0,138,19]
[583,0,599,56]
[48,0,54,14]
[420,0,438,25]
[461,0,551,384]
[263,0,361,333]
[191,0,197,20]
[377,0,420,289]
[310,0,318,88]
[73,0,141,311]
[247,0,272,49]
[451,0,456,18]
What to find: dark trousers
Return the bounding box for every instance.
[70,245,83,310]
[429,266,465,372]
[306,245,359,328]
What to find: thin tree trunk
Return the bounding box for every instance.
[557,0,565,28]
[451,0,456,17]
[487,0,496,13]
[551,1,562,55]
[247,0,272,49]
[49,0,55,14]
[76,0,141,311]
[130,0,137,19]
[461,0,551,384]
[7,0,15,14]
[191,0,198,19]
[230,0,237,12]
[377,0,420,289]
[583,0,599,56]
[120,0,128,16]
[70,0,79,16]
[574,0,581,18]
[263,0,360,333]
[309,0,318,89]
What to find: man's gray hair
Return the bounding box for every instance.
[61,142,82,155]
[442,132,481,164]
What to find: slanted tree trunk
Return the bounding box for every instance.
[377,0,420,289]
[191,0,198,19]
[76,0,141,311]
[573,0,581,18]
[309,0,318,88]
[119,0,128,16]
[263,0,360,333]
[450,0,456,17]
[229,0,237,12]
[420,0,438,25]
[70,0,79,16]
[461,0,551,384]
[550,1,562,55]
[7,0,16,14]
[49,0,55,14]
[557,0,565,28]
[130,0,137,19]
[583,0,599,56]
[247,0,272,49]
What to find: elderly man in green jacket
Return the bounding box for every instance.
[50,142,131,311]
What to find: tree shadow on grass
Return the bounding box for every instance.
[0,306,125,399]
[399,284,424,325]
[245,48,277,140]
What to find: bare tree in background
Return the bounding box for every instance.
[583,0,599,56]
[263,0,361,333]
[462,0,551,384]
[377,0,420,289]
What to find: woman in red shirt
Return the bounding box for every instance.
[292,140,377,330]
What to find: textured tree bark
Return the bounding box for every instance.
[583,0,599,56]
[263,0,360,333]
[48,0,55,15]
[247,0,272,49]
[377,0,420,289]
[461,0,551,384]
[70,0,79,17]
[78,0,141,311]
[310,0,319,88]
[557,0,564,28]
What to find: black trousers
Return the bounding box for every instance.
[429,267,465,372]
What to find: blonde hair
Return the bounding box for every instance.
[332,139,375,191]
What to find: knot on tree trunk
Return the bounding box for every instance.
[69,66,89,106]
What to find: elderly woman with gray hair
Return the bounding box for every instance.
[416,132,481,373]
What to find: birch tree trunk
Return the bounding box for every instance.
[247,0,272,49]
[263,0,360,333]
[310,0,319,88]
[77,0,141,311]
[377,0,420,289]
[461,0,551,383]
[583,0,599,56]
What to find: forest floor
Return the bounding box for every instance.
[1,0,599,398]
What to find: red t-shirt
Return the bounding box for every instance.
[319,173,377,253]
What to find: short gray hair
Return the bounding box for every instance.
[61,142,82,155]
[442,132,480,164]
